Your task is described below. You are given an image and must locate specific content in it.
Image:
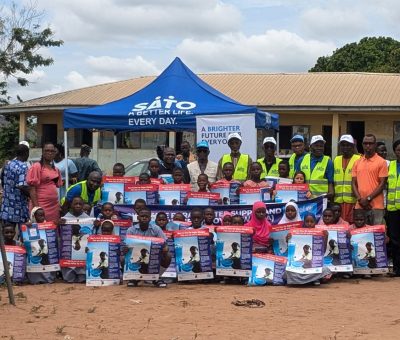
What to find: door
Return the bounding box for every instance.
[42,124,57,145]
[347,121,365,154]
[322,125,332,157]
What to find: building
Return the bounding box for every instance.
[1,72,400,172]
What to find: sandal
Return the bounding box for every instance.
[127,280,138,287]
[153,279,167,288]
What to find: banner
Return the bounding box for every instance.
[286,228,325,274]
[215,226,253,277]
[86,235,121,286]
[316,224,353,272]
[0,245,26,283]
[270,221,303,256]
[60,219,96,268]
[196,114,257,163]
[350,225,388,274]
[123,235,165,281]
[248,254,287,286]
[21,222,60,273]
[173,229,213,281]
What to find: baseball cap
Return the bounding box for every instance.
[310,135,326,145]
[290,135,304,143]
[263,137,277,145]
[227,132,242,142]
[19,141,30,148]
[196,140,209,149]
[339,134,354,144]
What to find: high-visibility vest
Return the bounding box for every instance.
[333,154,360,204]
[387,160,400,211]
[289,153,308,178]
[300,154,330,197]
[61,180,102,205]
[257,157,282,178]
[221,154,250,181]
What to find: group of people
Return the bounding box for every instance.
[0,129,399,286]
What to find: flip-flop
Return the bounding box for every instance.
[153,280,167,288]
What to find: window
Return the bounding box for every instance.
[278,125,310,156]
[394,121,400,141]
[117,132,141,149]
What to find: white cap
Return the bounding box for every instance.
[263,137,277,145]
[227,132,242,142]
[310,135,326,145]
[339,134,354,144]
[19,141,30,148]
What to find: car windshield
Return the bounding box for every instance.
[125,161,149,177]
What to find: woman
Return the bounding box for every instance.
[54,143,78,199]
[27,142,63,224]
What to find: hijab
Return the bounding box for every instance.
[245,201,271,245]
[30,206,44,223]
[279,201,302,224]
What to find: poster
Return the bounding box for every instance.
[316,224,353,272]
[123,235,165,281]
[101,176,136,204]
[239,187,261,205]
[186,192,220,206]
[173,229,213,281]
[274,183,309,203]
[158,184,191,205]
[210,182,240,205]
[60,219,96,268]
[112,219,133,241]
[196,114,257,163]
[0,245,26,283]
[248,254,287,286]
[265,176,292,188]
[124,183,159,205]
[162,231,176,278]
[86,235,121,286]
[286,228,324,274]
[21,222,60,273]
[350,225,388,275]
[270,221,302,257]
[166,221,192,231]
[215,226,253,277]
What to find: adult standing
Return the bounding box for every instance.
[257,137,281,178]
[54,143,78,199]
[158,147,190,183]
[73,144,101,182]
[176,141,196,166]
[333,135,361,223]
[0,144,30,227]
[187,141,218,190]
[352,134,388,225]
[288,135,308,178]
[27,142,63,224]
[300,135,334,199]
[387,139,400,276]
[217,133,252,181]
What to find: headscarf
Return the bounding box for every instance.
[302,212,317,228]
[279,201,302,224]
[30,206,44,223]
[245,201,271,245]
[221,211,232,224]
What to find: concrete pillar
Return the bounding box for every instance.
[168,131,176,149]
[92,131,99,162]
[19,112,26,141]
[332,113,339,158]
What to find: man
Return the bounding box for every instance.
[333,135,361,223]
[187,140,218,191]
[288,135,308,178]
[0,144,30,227]
[217,132,252,181]
[73,144,102,182]
[158,147,190,183]
[257,137,281,178]
[176,141,196,166]
[61,171,102,214]
[300,135,334,199]
[352,134,388,225]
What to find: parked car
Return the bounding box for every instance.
[125,158,152,176]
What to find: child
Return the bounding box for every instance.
[173,212,186,222]
[172,167,184,184]
[137,173,151,185]
[148,158,160,179]
[133,199,147,223]
[112,163,125,177]
[189,208,204,229]
[350,210,370,230]
[245,201,272,253]
[187,246,201,273]
[243,162,269,188]
[221,212,232,225]
[331,203,350,225]
[215,162,240,184]
[62,196,90,220]
[155,212,169,231]
[278,201,302,224]
[83,203,92,216]
[3,222,22,246]
[197,173,209,192]
[320,208,335,226]
[100,220,114,235]
[203,207,219,227]
[231,215,245,226]
[292,170,312,198]
[278,161,290,179]
[94,202,118,232]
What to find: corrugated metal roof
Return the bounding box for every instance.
[4,72,400,111]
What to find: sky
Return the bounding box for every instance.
[5,0,400,102]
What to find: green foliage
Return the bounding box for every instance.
[0,2,63,105]
[0,114,19,164]
[309,37,400,73]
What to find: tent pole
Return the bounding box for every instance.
[114,133,117,164]
[64,130,69,191]
[276,131,280,157]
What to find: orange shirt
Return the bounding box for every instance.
[352,153,388,209]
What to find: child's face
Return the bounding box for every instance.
[138,175,150,184]
[38,239,45,247]
[354,214,366,228]
[197,175,208,189]
[303,246,310,254]
[102,205,114,218]
[101,223,114,235]
[190,248,197,255]
[293,173,305,184]
[255,207,266,220]
[223,216,232,225]
[250,164,262,179]
[141,249,147,256]
[331,205,341,221]
[190,211,203,228]
[232,243,238,251]
[173,213,185,222]
[138,211,151,227]
[285,205,297,220]
[34,209,46,223]
[116,193,122,200]
[134,202,146,214]
[148,161,159,174]
[83,204,91,214]
[100,253,106,260]
[71,198,84,214]
[204,209,215,224]
[156,214,168,229]
[113,165,125,177]
[304,216,315,228]
[278,164,289,178]
[322,210,334,225]
[223,165,234,180]
[366,244,372,251]
[173,171,183,183]
[231,217,244,226]
[3,226,15,241]
[71,225,81,235]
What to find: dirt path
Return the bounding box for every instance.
[1,276,400,339]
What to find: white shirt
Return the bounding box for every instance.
[187,160,218,191]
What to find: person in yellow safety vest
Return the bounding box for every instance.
[61,171,102,214]
[386,139,400,276]
[288,135,308,178]
[257,137,282,178]
[333,134,361,223]
[217,132,252,181]
[300,135,334,200]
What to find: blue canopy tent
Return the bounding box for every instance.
[62,57,279,186]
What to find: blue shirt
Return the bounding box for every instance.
[310,155,334,183]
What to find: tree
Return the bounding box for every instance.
[309,37,400,73]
